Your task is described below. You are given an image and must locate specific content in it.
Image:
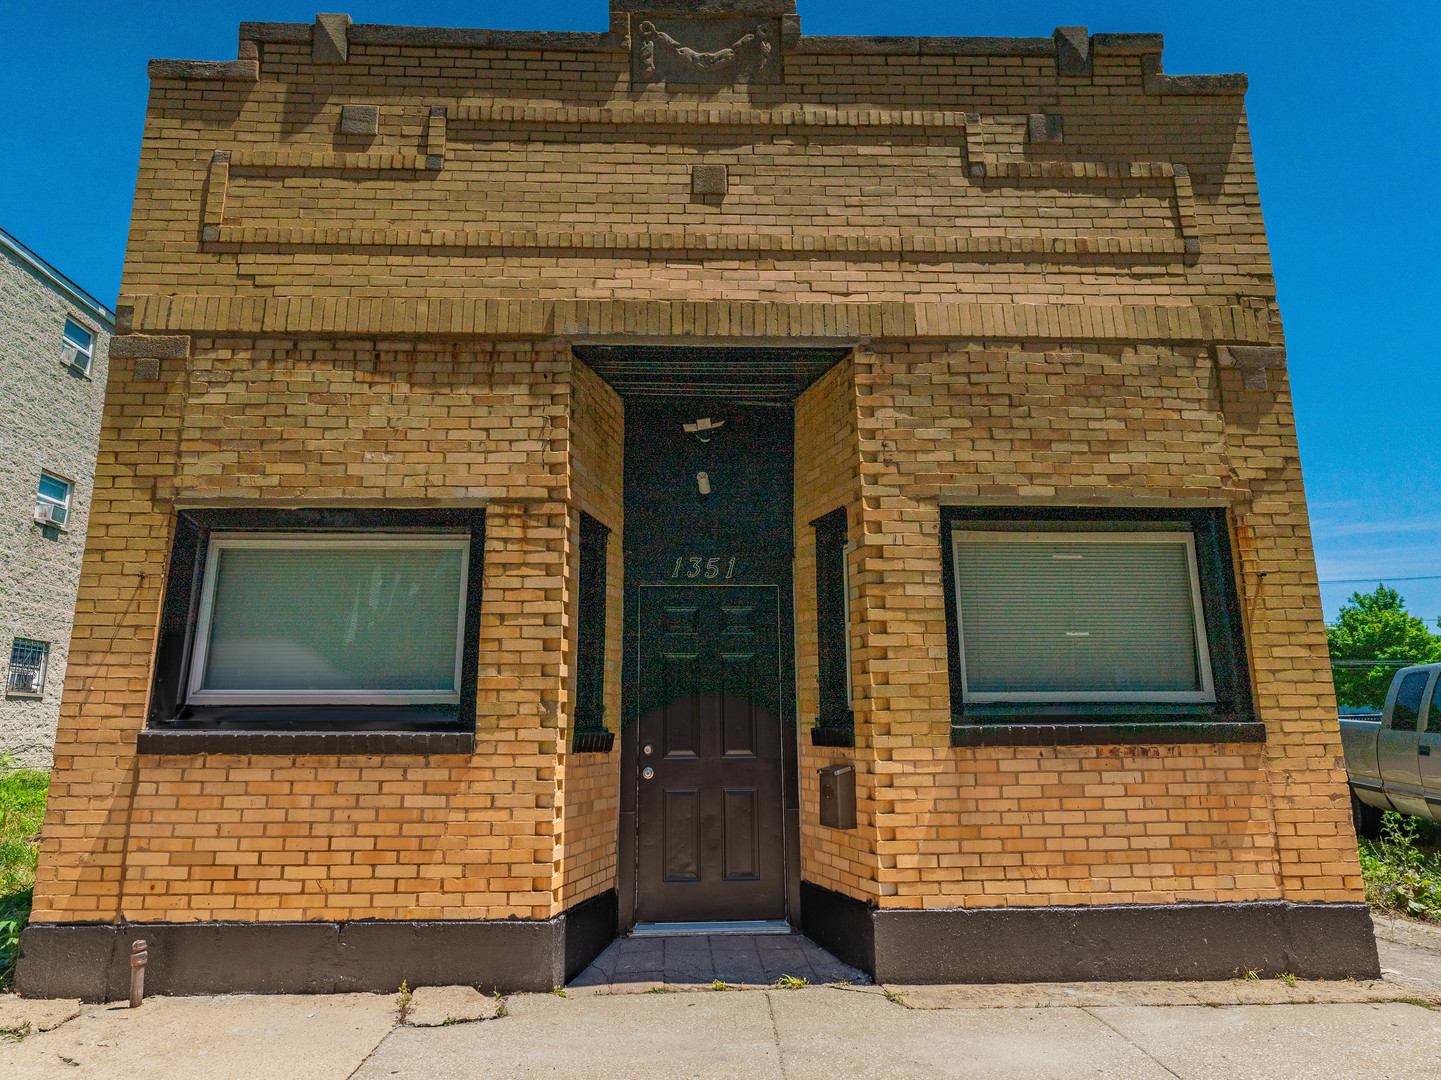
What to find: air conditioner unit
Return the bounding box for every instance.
[34,502,67,527]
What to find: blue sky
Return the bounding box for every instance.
[2,1,1437,624]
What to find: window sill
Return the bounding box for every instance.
[137,729,475,756]
[950,720,1266,748]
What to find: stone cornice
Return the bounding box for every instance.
[115,295,1276,347]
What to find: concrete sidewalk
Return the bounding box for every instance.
[2,919,1439,1080]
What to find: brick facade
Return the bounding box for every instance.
[23,3,1372,994]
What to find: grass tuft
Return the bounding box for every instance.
[0,757,49,990]
[1359,812,1441,921]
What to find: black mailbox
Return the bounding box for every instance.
[817,763,857,830]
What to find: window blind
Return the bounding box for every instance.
[953,532,1211,701]
[198,541,466,698]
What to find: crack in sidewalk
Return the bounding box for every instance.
[1081,1006,1182,1079]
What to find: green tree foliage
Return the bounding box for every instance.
[1328,585,1441,708]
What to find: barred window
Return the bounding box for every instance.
[6,640,49,697]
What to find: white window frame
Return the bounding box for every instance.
[186,532,471,706]
[35,471,74,528]
[6,639,49,698]
[951,528,1217,704]
[61,318,94,375]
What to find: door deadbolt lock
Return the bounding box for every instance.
[642,744,654,756]
[642,766,655,780]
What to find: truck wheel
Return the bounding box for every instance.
[1351,789,1384,840]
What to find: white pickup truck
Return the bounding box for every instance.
[1340,662,1441,837]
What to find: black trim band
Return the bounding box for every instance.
[950,721,1265,747]
[800,881,1380,983]
[137,729,476,756]
[16,891,616,1001]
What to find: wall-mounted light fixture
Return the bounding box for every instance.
[683,417,724,443]
[696,471,711,496]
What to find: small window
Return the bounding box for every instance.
[813,507,854,737]
[6,640,49,697]
[573,513,610,738]
[187,533,470,705]
[1392,671,1428,733]
[35,471,73,528]
[952,530,1214,703]
[62,318,94,375]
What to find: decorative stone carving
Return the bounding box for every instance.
[632,16,780,84]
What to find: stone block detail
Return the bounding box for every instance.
[107,335,191,360]
[314,13,352,64]
[340,104,379,135]
[1027,113,1064,144]
[147,59,259,82]
[1053,25,1091,76]
[691,164,728,195]
[132,359,161,381]
[1217,345,1287,390]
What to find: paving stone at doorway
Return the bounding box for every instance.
[569,933,866,993]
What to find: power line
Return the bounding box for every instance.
[1331,659,1415,667]
[1319,575,1441,585]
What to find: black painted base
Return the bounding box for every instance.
[16,890,617,1002]
[800,881,1381,984]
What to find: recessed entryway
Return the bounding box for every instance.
[575,345,849,930]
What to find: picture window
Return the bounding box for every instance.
[148,507,486,731]
[940,506,1253,724]
[952,530,1214,703]
[188,533,470,706]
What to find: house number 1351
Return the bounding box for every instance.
[671,555,738,580]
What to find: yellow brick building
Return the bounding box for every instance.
[18,2,1379,998]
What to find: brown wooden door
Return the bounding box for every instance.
[635,584,786,922]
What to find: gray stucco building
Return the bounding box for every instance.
[0,228,113,767]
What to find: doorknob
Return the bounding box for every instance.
[642,767,655,780]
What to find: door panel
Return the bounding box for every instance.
[1381,670,1430,817]
[663,789,701,881]
[637,585,785,922]
[723,787,760,880]
[1420,677,1441,817]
